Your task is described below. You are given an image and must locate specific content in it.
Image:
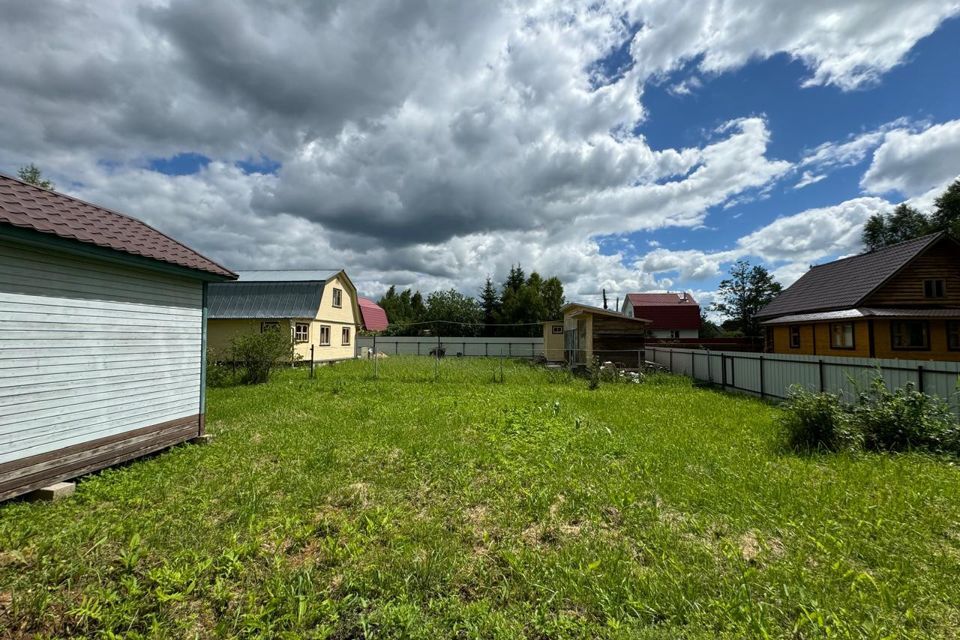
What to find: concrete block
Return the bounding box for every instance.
[189,434,215,445]
[29,481,76,502]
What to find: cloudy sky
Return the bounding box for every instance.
[2,1,959,309]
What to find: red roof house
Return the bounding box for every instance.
[358,296,389,332]
[620,292,700,338]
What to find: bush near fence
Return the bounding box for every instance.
[648,346,960,416]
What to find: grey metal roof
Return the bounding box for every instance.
[208,281,324,319]
[756,233,950,319]
[236,270,339,282]
[761,307,960,325]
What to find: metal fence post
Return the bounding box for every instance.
[396,341,399,356]
[310,345,315,379]
[669,349,673,372]
[706,349,712,383]
[818,359,825,392]
[508,342,511,357]
[918,365,925,393]
[759,355,765,398]
[721,354,727,388]
[373,335,378,379]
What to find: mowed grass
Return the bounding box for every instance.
[2,358,960,639]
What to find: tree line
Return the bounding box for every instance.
[377,266,564,337]
[862,179,960,251]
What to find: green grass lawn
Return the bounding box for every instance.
[2,357,959,638]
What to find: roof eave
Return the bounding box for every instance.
[0,224,236,282]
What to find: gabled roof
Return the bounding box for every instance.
[208,281,324,319]
[625,292,698,306]
[756,232,953,319]
[562,302,651,323]
[358,297,389,331]
[237,270,340,282]
[0,173,235,279]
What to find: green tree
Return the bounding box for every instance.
[699,311,722,338]
[541,276,564,321]
[424,289,482,337]
[931,178,960,238]
[17,164,54,190]
[480,277,500,337]
[711,260,782,337]
[862,204,931,251]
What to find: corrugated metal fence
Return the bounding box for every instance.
[356,336,545,358]
[647,347,960,415]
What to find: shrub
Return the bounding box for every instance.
[229,328,297,385]
[588,356,601,390]
[780,386,858,452]
[852,378,958,454]
[779,376,960,456]
[205,352,234,388]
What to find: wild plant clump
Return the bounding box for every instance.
[780,377,960,456]
[229,328,298,384]
[852,378,959,454]
[779,386,860,452]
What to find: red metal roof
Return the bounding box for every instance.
[0,174,235,279]
[358,296,389,331]
[625,292,698,306]
[624,292,700,331]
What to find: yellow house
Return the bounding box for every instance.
[207,270,361,363]
[757,232,960,361]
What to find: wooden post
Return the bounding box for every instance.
[310,345,315,379]
[436,334,440,379]
[373,335,378,379]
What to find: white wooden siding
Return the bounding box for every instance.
[0,239,203,464]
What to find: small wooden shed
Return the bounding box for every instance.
[0,174,236,501]
[560,303,650,368]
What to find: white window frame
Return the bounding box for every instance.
[341,326,351,345]
[551,325,564,335]
[260,321,281,333]
[319,325,331,346]
[332,287,343,308]
[294,322,309,343]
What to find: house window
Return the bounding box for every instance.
[551,325,564,335]
[764,327,774,352]
[319,325,331,346]
[891,320,929,350]
[789,325,801,349]
[294,323,309,343]
[332,288,343,308]
[923,279,945,298]
[669,330,681,339]
[830,323,855,350]
[948,321,960,351]
[260,321,280,333]
[341,326,351,345]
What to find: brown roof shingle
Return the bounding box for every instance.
[756,232,948,319]
[0,173,235,279]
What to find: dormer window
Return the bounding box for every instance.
[923,279,945,298]
[332,287,343,308]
